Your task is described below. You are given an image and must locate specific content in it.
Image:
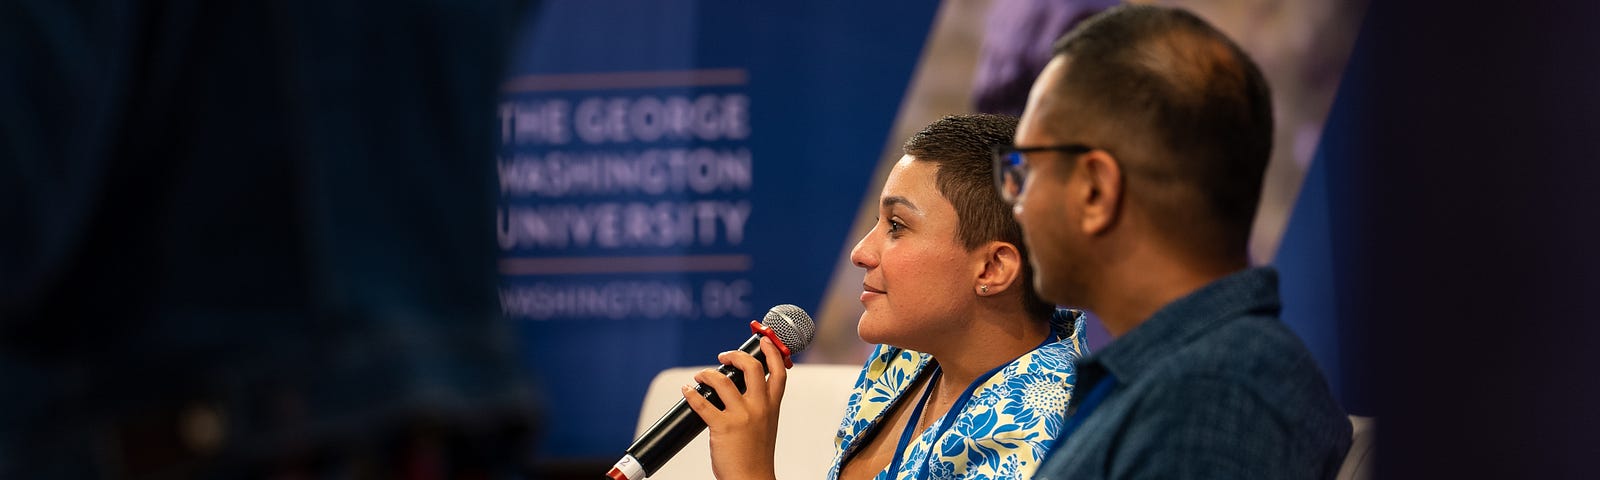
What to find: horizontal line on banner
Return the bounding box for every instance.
[500,254,752,275]
[502,68,748,92]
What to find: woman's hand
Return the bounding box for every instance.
[681,337,788,480]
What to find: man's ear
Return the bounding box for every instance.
[1076,151,1123,235]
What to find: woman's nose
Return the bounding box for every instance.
[850,228,877,269]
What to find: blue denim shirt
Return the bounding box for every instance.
[1035,267,1351,479]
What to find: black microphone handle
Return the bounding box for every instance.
[624,333,771,476]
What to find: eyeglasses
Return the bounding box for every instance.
[992,144,1095,203]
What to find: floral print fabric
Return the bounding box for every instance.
[828,309,1088,480]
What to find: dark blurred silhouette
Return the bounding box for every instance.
[1,1,542,477]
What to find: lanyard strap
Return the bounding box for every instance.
[883,366,941,479]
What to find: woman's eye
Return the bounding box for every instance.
[887,219,905,234]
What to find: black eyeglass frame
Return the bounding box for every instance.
[992,144,1095,203]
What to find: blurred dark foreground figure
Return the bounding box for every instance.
[0,1,542,478]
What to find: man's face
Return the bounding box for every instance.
[1013,57,1089,306]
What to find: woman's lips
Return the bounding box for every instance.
[860,283,886,302]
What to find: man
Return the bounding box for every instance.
[999,5,1352,478]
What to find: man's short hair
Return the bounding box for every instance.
[904,114,1056,320]
[1050,5,1273,256]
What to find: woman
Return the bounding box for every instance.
[683,114,1087,480]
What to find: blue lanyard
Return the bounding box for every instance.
[881,366,941,480]
[1055,374,1117,445]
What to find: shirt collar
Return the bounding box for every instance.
[1089,267,1282,382]
[1050,307,1087,344]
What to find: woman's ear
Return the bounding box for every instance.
[975,241,1024,296]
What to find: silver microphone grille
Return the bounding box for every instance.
[761,304,817,353]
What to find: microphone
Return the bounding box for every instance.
[606,304,817,480]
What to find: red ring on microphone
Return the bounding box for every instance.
[749,320,795,368]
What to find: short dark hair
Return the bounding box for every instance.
[903,114,1056,320]
[1049,5,1273,257]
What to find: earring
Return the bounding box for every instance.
[980,285,989,293]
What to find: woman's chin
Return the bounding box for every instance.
[855,312,896,345]
[857,312,930,349]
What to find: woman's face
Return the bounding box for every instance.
[850,156,981,350]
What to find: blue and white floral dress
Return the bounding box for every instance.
[827,309,1087,480]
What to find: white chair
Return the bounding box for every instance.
[633,364,862,480]
[1337,415,1376,480]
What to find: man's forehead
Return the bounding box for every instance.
[1019,57,1079,142]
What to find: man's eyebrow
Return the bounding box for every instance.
[881,196,922,215]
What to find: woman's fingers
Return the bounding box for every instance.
[722,348,770,406]
[758,338,788,406]
[681,384,717,417]
[693,367,745,412]
[698,341,791,419]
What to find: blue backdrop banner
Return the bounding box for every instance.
[497,1,940,458]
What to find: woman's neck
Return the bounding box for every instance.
[924,306,1051,402]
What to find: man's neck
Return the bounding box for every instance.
[1095,254,1247,338]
